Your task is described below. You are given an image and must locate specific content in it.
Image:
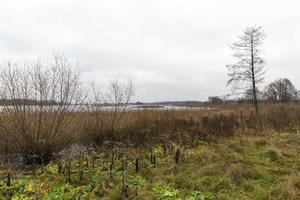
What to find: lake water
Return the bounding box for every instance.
[0,105,211,112]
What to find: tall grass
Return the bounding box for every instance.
[77,103,300,147]
[0,103,299,163]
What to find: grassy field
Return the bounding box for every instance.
[1,131,299,200]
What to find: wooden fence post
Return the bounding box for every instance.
[175,149,180,164]
[66,159,71,183]
[135,158,139,173]
[6,158,11,186]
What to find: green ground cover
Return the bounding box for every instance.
[1,132,299,200]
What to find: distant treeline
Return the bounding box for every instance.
[0,99,57,106]
[131,98,300,107]
[131,101,204,107]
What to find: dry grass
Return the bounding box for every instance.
[0,103,300,162]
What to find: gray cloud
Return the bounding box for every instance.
[0,0,299,101]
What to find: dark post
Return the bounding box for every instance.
[66,159,71,183]
[58,161,62,176]
[153,154,156,167]
[163,143,167,155]
[85,156,89,168]
[135,158,139,173]
[6,159,11,186]
[150,150,153,165]
[6,171,11,186]
[175,149,180,164]
[79,159,83,183]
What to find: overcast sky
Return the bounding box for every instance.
[0,0,299,102]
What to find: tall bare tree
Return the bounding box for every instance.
[227,26,266,115]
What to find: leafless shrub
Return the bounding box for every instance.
[0,55,85,164]
[87,78,134,144]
